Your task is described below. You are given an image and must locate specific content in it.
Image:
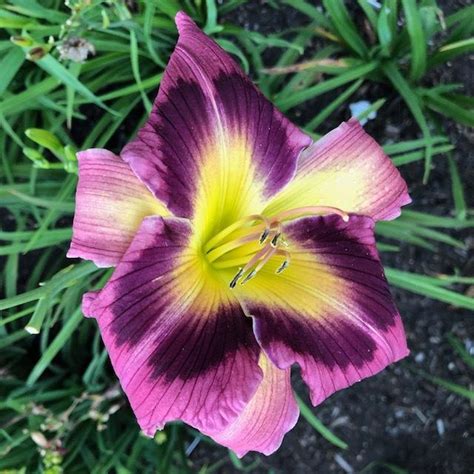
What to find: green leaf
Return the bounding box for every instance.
[448,156,467,220]
[281,0,330,27]
[401,0,427,81]
[385,268,474,310]
[416,370,474,400]
[423,92,474,127]
[305,79,363,131]
[204,0,220,34]
[35,54,118,116]
[0,46,24,95]
[323,0,368,58]
[296,394,348,449]
[429,38,474,68]
[130,30,152,114]
[357,0,378,30]
[377,5,393,56]
[276,61,378,111]
[447,334,474,370]
[381,62,432,182]
[26,308,82,385]
[216,38,249,74]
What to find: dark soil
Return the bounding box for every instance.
[189,1,474,473]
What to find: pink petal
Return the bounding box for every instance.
[212,354,298,457]
[239,214,409,407]
[264,120,411,221]
[121,12,311,222]
[86,216,262,435]
[68,149,167,267]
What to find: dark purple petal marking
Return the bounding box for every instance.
[240,214,409,406]
[86,216,262,435]
[121,12,311,219]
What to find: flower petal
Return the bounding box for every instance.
[86,216,262,435]
[121,12,311,242]
[68,149,168,267]
[238,214,408,406]
[264,120,411,221]
[212,354,298,457]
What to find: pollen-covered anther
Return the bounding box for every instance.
[275,250,290,274]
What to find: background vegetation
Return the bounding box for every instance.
[0,0,472,472]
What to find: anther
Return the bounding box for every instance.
[230,267,244,288]
[240,270,256,285]
[275,250,291,274]
[259,228,270,244]
[276,260,289,274]
[271,233,281,247]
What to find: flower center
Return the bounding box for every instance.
[203,206,349,288]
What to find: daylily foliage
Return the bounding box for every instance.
[68,12,411,457]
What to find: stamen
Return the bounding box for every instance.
[206,231,262,263]
[209,205,349,288]
[204,214,270,253]
[271,233,281,247]
[241,269,257,285]
[229,267,244,288]
[259,228,270,244]
[275,250,291,274]
[229,241,275,287]
[250,246,278,276]
[273,205,349,223]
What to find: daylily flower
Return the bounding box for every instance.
[68,12,411,457]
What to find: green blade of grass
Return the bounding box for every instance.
[276,61,378,111]
[416,370,474,400]
[305,79,363,131]
[353,97,386,123]
[429,38,474,68]
[383,136,449,155]
[448,155,467,220]
[391,144,454,167]
[323,0,368,58]
[447,334,474,370]
[423,92,474,128]
[401,0,427,82]
[401,210,474,229]
[0,46,24,95]
[36,54,118,116]
[385,268,474,310]
[295,394,348,450]
[130,30,152,114]
[26,307,82,385]
[281,0,330,27]
[0,76,58,116]
[357,0,378,30]
[381,62,432,182]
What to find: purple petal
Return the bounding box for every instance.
[212,354,298,457]
[86,216,262,435]
[121,12,311,224]
[239,214,409,407]
[264,120,411,221]
[67,149,167,267]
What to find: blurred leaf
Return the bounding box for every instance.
[323,0,368,58]
[296,394,348,449]
[401,0,427,81]
[448,156,467,220]
[386,269,474,310]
